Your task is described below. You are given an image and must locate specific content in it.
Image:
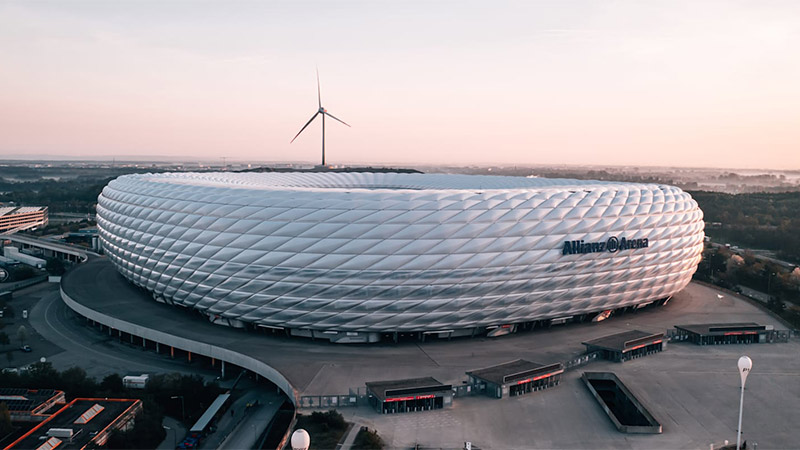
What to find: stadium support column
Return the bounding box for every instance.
[221,360,226,379]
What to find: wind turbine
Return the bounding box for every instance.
[290,71,350,166]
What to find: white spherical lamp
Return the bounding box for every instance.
[738,355,752,385]
[291,429,310,450]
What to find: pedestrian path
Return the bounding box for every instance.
[157,415,187,450]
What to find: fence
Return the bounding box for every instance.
[299,394,362,409]
[564,351,601,370]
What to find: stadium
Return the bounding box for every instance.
[96,172,704,343]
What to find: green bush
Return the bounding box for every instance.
[353,428,384,450]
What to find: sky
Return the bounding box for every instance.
[1,1,799,169]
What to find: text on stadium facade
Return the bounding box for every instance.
[562,236,649,255]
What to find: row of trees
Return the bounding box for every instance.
[695,245,800,328]
[690,191,800,263]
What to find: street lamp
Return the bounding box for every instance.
[737,356,752,450]
[171,396,185,421]
[767,272,776,299]
[163,426,176,448]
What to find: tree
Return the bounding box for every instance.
[25,362,60,389]
[16,325,28,347]
[10,265,35,281]
[353,428,384,450]
[0,331,9,347]
[0,402,13,437]
[46,258,66,276]
[100,373,124,393]
[61,367,97,398]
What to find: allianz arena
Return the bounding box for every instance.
[96,172,704,343]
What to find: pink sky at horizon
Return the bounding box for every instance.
[1,1,799,170]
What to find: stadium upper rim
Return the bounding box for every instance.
[130,172,673,192]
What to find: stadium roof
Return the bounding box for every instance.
[130,172,652,192]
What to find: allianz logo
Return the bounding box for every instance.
[562,236,649,255]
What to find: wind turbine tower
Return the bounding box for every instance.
[290,71,350,166]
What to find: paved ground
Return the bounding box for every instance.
[157,416,186,450]
[28,283,222,380]
[61,258,800,449]
[1,282,65,370]
[339,421,362,450]
[216,387,283,450]
[332,340,800,449]
[738,285,770,304]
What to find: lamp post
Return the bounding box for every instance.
[767,272,776,300]
[171,396,185,422]
[737,356,752,450]
[163,426,176,448]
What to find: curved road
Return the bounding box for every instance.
[30,285,219,380]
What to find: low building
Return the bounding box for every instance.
[674,323,775,345]
[3,246,46,268]
[0,388,66,422]
[583,330,665,362]
[122,374,149,389]
[3,234,88,263]
[366,377,452,414]
[466,359,564,399]
[0,206,48,233]
[5,398,143,449]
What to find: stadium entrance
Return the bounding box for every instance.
[674,323,773,345]
[467,359,564,399]
[582,330,665,362]
[365,377,452,414]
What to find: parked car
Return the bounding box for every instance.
[19,345,31,352]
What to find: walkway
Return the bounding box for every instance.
[157,416,186,450]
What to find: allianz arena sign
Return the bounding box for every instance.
[562,236,650,255]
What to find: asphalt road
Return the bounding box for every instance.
[1,282,64,369]
[26,282,221,380]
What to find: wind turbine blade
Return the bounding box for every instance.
[290,112,320,143]
[316,68,321,109]
[324,111,351,127]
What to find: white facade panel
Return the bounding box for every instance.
[96,172,704,333]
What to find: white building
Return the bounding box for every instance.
[97,172,704,343]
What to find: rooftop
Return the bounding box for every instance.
[675,323,768,335]
[0,206,47,217]
[467,359,564,385]
[365,377,451,402]
[0,388,63,414]
[8,398,141,450]
[119,172,664,193]
[582,330,664,353]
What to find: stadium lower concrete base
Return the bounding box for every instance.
[61,258,800,449]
